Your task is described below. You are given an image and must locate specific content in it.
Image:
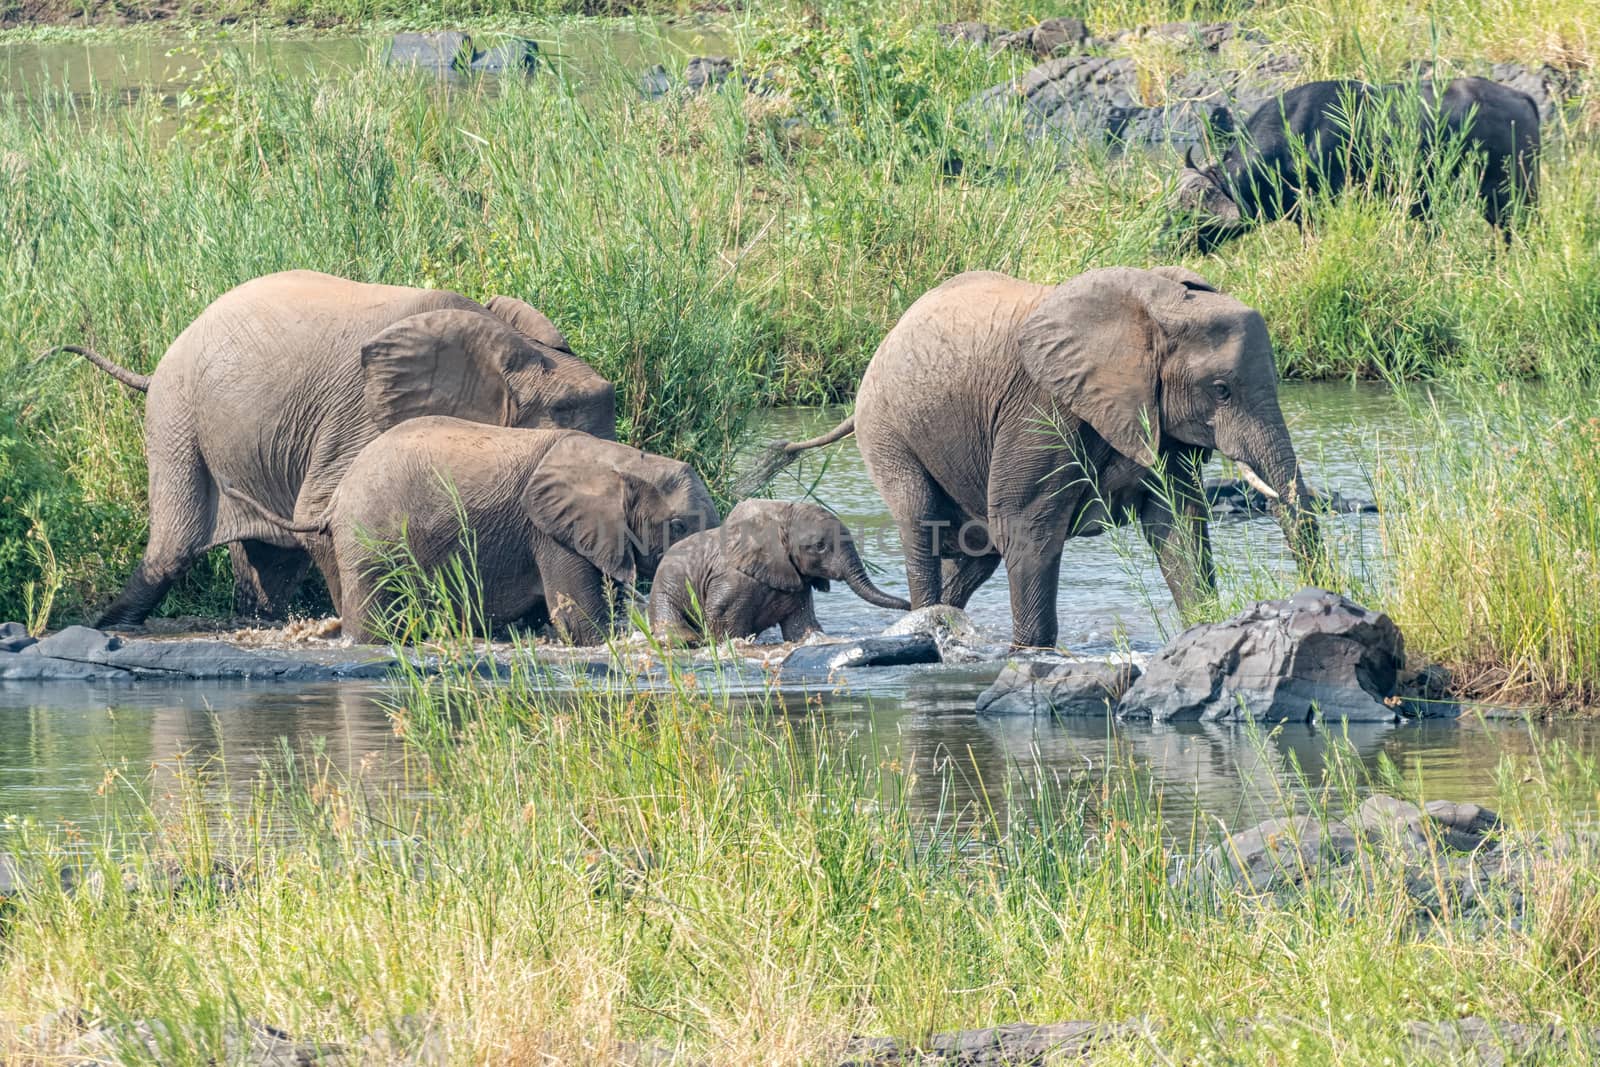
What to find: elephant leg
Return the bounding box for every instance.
[941,552,1001,610]
[879,464,955,609]
[97,457,216,629]
[778,595,822,642]
[996,543,1065,651]
[535,540,616,646]
[1138,456,1218,621]
[228,540,311,620]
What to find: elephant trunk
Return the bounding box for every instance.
[1255,432,1330,588]
[1219,405,1329,588]
[832,537,912,612]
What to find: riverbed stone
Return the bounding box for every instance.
[60,1016,329,1066]
[386,31,474,74]
[469,37,538,75]
[0,622,35,653]
[936,21,996,46]
[976,659,1141,717]
[840,1019,1143,1064]
[1117,588,1405,724]
[782,634,941,675]
[1204,477,1377,518]
[26,625,122,660]
[0,649,128,682]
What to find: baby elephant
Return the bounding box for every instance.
[230,417,719,644]
[647,500,910,644]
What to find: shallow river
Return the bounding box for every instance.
[1,21,728,108]
[1,383,1596,845]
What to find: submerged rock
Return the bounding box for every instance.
[1,625,397,683]
[386,32,538,77]
[880,605,1000,663]
[782,634,941,675]
[1195,792,1510,911]
[1205,477,1377,517]
[0,621,35,653]
[387,31,474,73]
[1117,588,1405,724]
[976,659,1141,717]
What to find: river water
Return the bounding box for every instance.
[0,21,729,108]
[1,384,1594,845]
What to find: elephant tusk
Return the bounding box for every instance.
[1237,463,1281,501]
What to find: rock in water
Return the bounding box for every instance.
[976,659,1141,716]
[782,635,940,675]
[880,605,1001,662]
[470,37,538,75]
[387,32,474,74]
[0,621,35,653]
[1117,588,1404,724]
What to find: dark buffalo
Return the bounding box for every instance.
[1174,77,1540,251]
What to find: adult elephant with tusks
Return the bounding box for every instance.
[746,266,1327,650]
[42,270,616,628]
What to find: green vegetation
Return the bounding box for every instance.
[3,636,1600,1062]
[1375,393,1600,710]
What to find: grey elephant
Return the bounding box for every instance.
[228,417,719,645]
[54,270,615,628]
[750,266,1325,650]
[647,499,911,644]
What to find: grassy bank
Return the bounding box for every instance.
[1,647,1598,1063]
[0,5,1596,626]
[1373,393,1600,711]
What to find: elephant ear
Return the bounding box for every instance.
[1017,267,1190,467]
[361,309,550,431]
[1147,266,1219,293]
[483,295,574,354]
[721,504,803,593]
[523,436,638,584]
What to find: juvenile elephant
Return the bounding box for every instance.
[229,418,719,644]
[647,500,911,643]
[751,266,1325,650]
[1174,77,1540,250]
[57,270,616,627]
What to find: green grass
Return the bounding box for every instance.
[2,638,1600,1063]
[1374,392,1600,710]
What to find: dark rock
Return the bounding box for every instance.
[100,639,340,681]
[1204,477,1378,518]
[27,625,122,660]
[1422,799,1500,849]
[839,1020,1143,1065]
[1201,814,1363,892]
[1125,20,1266,52]
[60,1016,329,1065]
[782,634,941,675]
[1488,61,1578,124]
[936,21,996,47]
[991,17,1090,59]
[0,621,35,653]
[1396,662,1458,718]
[1117,588,1405,724]
[1404,1018,1593,1066]
[387,31,474,74]
[881,606,998,663]
[0,650,129,682]
[469,37,538,75]
[639,64,673,99]
[976,659,1140,716]
[685,55,735,92]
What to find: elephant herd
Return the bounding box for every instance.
[60,263,1328,651]
[55,76,1541,649]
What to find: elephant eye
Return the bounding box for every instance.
[1212,380,1231,402]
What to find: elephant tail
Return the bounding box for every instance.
[221,484,329,535]
[734,415,856,497]
[36,345,151,393]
